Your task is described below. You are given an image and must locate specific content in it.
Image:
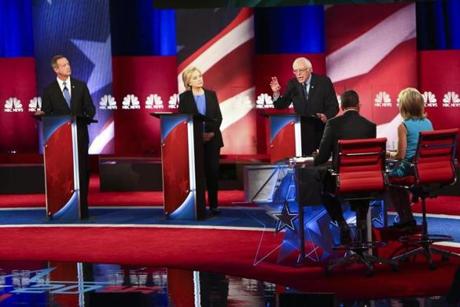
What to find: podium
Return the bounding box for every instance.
[42,116,83,220]
[267,114,302,163]
[153,113,206,220]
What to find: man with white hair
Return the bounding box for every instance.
[270,57,339,155]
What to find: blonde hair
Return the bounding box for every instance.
[398,87,426,120]
[182,67,202,91]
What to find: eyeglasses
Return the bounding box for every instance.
[293,68,310,74]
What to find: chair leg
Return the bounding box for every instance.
[327,247,398,275]
[392,195,457,269]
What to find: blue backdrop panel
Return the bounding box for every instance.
[0,0,34,57]
[254,5,325,54]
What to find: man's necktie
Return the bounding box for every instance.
[62,81,71,108]
[303,82,309,101]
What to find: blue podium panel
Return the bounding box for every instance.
[269,114,302,163]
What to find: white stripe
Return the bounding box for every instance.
[388,211,460,220]
[177,16,254,92]
[435,242,460,248]
[326,4,416,83]
[89,120,114,154]
[0,206,263,211]
[219,87,255,131]
[0,223,274,232]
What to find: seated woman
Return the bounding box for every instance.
[387,87,433,228]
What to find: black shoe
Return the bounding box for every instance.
[210,208,221,216]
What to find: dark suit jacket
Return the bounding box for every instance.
[274,74,339,119]
[274,74,339,155]
[178,89,224,148]
[314,110,377,167]
[42,78,96,144]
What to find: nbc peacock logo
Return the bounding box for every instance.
[422,91,437,107]
[122,94,140,110]
[168,94,179,109]
[374,91,392,107]
[4,97,23,112]
[28,97,42,112]
[256,93,274,109]
[442,91,460,107]
[99,95,117,110]
[145,94,164,109]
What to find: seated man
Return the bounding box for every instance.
[313,90,377,244]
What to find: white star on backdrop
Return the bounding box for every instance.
[71,36,113,95]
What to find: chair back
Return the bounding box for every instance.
[335,138,387,194]
[414,128,458,185]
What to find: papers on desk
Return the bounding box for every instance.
[288,156,315,167]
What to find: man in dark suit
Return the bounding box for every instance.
[41,55,96,219]
[314,90,376,244]
[270,57,339,155]
[179,67,223,215]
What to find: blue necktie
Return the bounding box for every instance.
[63,81,71,108]
[304,82,309,101]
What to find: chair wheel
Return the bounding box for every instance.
[365,269,374,277]
[442,255,450,262]
[391,264,399,272]
[429,262,436,270]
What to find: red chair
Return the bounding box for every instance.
[389,128,459,269]
[327,138,397,275]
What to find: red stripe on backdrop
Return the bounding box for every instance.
[177,8,253,72]
[325,3,408,54]
[419,50,460,159]
[333,39,417,125]
[0,58,38,153]
[202,40,255,103]
[112,56,177,156]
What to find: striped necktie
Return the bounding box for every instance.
[62,81,71,108]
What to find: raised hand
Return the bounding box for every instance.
[270,76,281,93]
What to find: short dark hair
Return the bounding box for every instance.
[51,55,66,69]
[340,90,359,109]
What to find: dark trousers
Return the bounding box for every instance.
[301,118,325,156]
[321,171,369,226]
[204,141,221,209]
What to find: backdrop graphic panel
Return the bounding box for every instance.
[419,50,460,158]
[0,58,38,153]
[176,8,257,155]
[32,0,113,154]
[326,3,417,147]
[112,56,177,156]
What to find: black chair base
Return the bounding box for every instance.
[392,234,460,269]
[326,242,398,276]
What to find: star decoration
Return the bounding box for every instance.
[273,202,298,232]
[71,36,113,94]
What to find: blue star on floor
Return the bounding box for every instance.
[273,202,298,232]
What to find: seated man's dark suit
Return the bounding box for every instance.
[313,110,376,225]
[274,74,339,155]
[42,78,95,218]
